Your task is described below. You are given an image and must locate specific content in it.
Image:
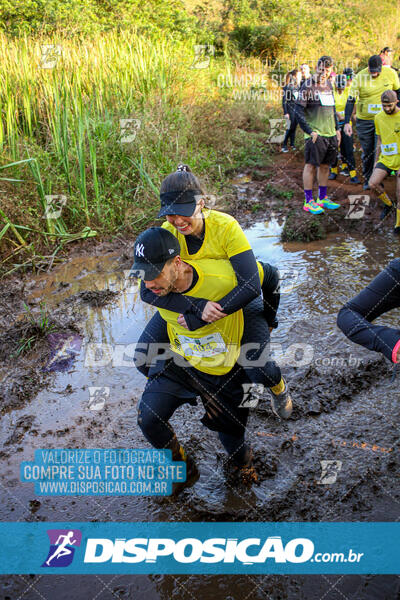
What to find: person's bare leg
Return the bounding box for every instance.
[369,168,388,197]
[317,163,330,187]
[303,163,316,189]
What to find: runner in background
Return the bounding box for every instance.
[344,55,400,190]
[329,74,360,184]
[281,69,301,152]
[380,47,394,67]
[369,90,400,232]
[300,63,310,86]
[295,55,341,215]
[340,68,356,176]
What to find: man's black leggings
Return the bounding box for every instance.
[337,258,400,362]
[137,385,248,466]
[356,118,377,183]
[331,123,355,172]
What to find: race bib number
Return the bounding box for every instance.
[368,103,382,114]
[381,142,398,156]
[337,110,345,120]
[177,333,227,357]
[319,92,335,106]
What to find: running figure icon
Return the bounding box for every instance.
[45,531,77,566]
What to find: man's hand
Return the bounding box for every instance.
[284,113,289,118]
[310,131,318,143]
[202,301,227,323]
[336,129,341,145]
[344,123,352,137]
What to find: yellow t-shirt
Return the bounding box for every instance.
[333,86,350,121]
[158,258,244,376]
[375,110,400,171]
[162,209,264,284]
[350,67,400,120]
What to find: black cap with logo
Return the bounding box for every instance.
[158,189,203,217]
[130,227,180,281]
[368,55,382,73]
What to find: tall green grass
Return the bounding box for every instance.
[0,30,275,270]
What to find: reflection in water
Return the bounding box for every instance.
[246,218,400,337]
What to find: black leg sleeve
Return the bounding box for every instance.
[240,297,282,387]
[260,261,280,329]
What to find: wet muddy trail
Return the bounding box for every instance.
[1,154,399,599]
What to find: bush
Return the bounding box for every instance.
[0,0,199,37]
[229,23,288,59]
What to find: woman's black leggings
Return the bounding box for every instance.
[337,258,400,362]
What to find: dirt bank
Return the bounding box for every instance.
[228,149,396,242]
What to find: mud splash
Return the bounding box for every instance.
[0,221,399,599]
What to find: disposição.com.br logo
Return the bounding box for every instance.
[42,529,82,567]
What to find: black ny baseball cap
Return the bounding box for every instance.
[130,227,180,281]
[158,189,203,217]
[368,55,382,73]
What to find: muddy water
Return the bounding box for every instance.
[1,221,399,599]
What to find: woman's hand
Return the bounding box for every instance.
[177,314,189,329]
[344,123,352,137]
[202,301,227,323]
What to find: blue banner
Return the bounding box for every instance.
[0,522,398,574]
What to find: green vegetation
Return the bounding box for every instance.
[14,303,56,356]
[282,210,326,242]
[264,183,294,201]
[0,31,274,272]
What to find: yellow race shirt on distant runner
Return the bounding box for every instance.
[350,67,400,120]
[333,86,350,121]
[162,209,264,284]
[157,258,244,376]
[375,110,400,171]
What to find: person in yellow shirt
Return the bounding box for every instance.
[329,74,360,183]
[369,90,400,233]
[131,227,290,491]
[138,164,291,415]
[344,55,400,190]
